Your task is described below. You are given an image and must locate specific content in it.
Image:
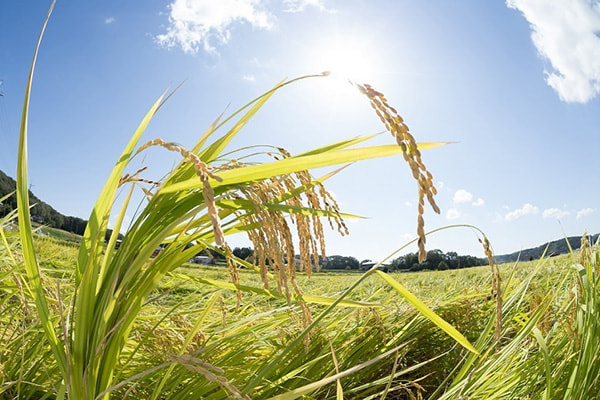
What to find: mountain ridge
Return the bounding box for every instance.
[494,233,598,264]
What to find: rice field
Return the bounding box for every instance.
[2,3,600,398]
[2,228,600,399]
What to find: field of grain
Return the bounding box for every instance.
[2,228,598,399]
[2,4,600,398]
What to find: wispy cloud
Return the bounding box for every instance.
[505,203,538,221]
[507,0,600,103]
[453,189,473,204]
[283,0,330,13]
[105,17,116,24]
[472,197,485,207]
[242,74,256,82]
[446,208,461,220]
[156,0,276,54]
[576,207,596,219]
[542,207,570,219]
[156,0,330,54]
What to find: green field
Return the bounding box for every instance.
[3,8,599,397]
[2,229,599,399]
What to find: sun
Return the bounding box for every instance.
[305,35,381,84]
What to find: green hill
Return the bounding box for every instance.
[0,169,116,241]
[494,234,598,264]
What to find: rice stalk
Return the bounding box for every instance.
[355,83,440,262]
[7,3,485,399]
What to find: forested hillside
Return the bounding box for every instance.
[494,233,599,264]
[1,169,88,236]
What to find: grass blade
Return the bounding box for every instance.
[162,143,446,193]
[168,272,379,308]
[265,344,407,400]
[375,270,478,354]
[15,0,67,377]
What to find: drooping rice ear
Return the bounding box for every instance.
[136,138,226,247]
[356,83,440,262]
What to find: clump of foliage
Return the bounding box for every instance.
[5,2,478,399]
[391,249,486,272]
[10,3,600,400]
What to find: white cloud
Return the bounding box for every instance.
[105,17,116,24]
[542,207,570,219]
[156,0,276,54]
[472,197,485,207]
[403,201,412,207]
[453,189,473,204]
[242,74,256,82]
[505,203,539,220]
[507,0,600,103]
[156,0,331,54]
[577,207,596,219]
[446,208,461,220]
[283,0,330,13]
[437,181,445,189]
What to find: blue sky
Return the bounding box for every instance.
[1,0,599,261]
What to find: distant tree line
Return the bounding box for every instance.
[232,247,253,260]
[190,247,252,262]
[390,249,486,272]
[205,248,361,271]
[201,247,483,272]
[198,238,600,270]
[321,255,360,270]
[195,247,362,270]
[0,170,118,240]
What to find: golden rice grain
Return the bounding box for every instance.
[355,83,440,262]
[137,138,226,247]
[480,237,502,344]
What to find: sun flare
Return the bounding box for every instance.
[306,36,381,84]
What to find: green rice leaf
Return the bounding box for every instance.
[15,0,67,377]
[216,198,365,219]
[168,272,380,308]
[198,79,285,163]
[76,92,165,281]
[375,270,478,354]
[162,142,446,193]
[265,344,407,400]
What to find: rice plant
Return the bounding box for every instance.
[7,2,600,399]
[435,238,600,400]
[7,2,479,399]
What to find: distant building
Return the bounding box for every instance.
[359,262,389,272]
[151,245,164,258]
[191,255,214,265]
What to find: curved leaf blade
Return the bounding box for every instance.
[375,270,478,354]
[162,142,447,193]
